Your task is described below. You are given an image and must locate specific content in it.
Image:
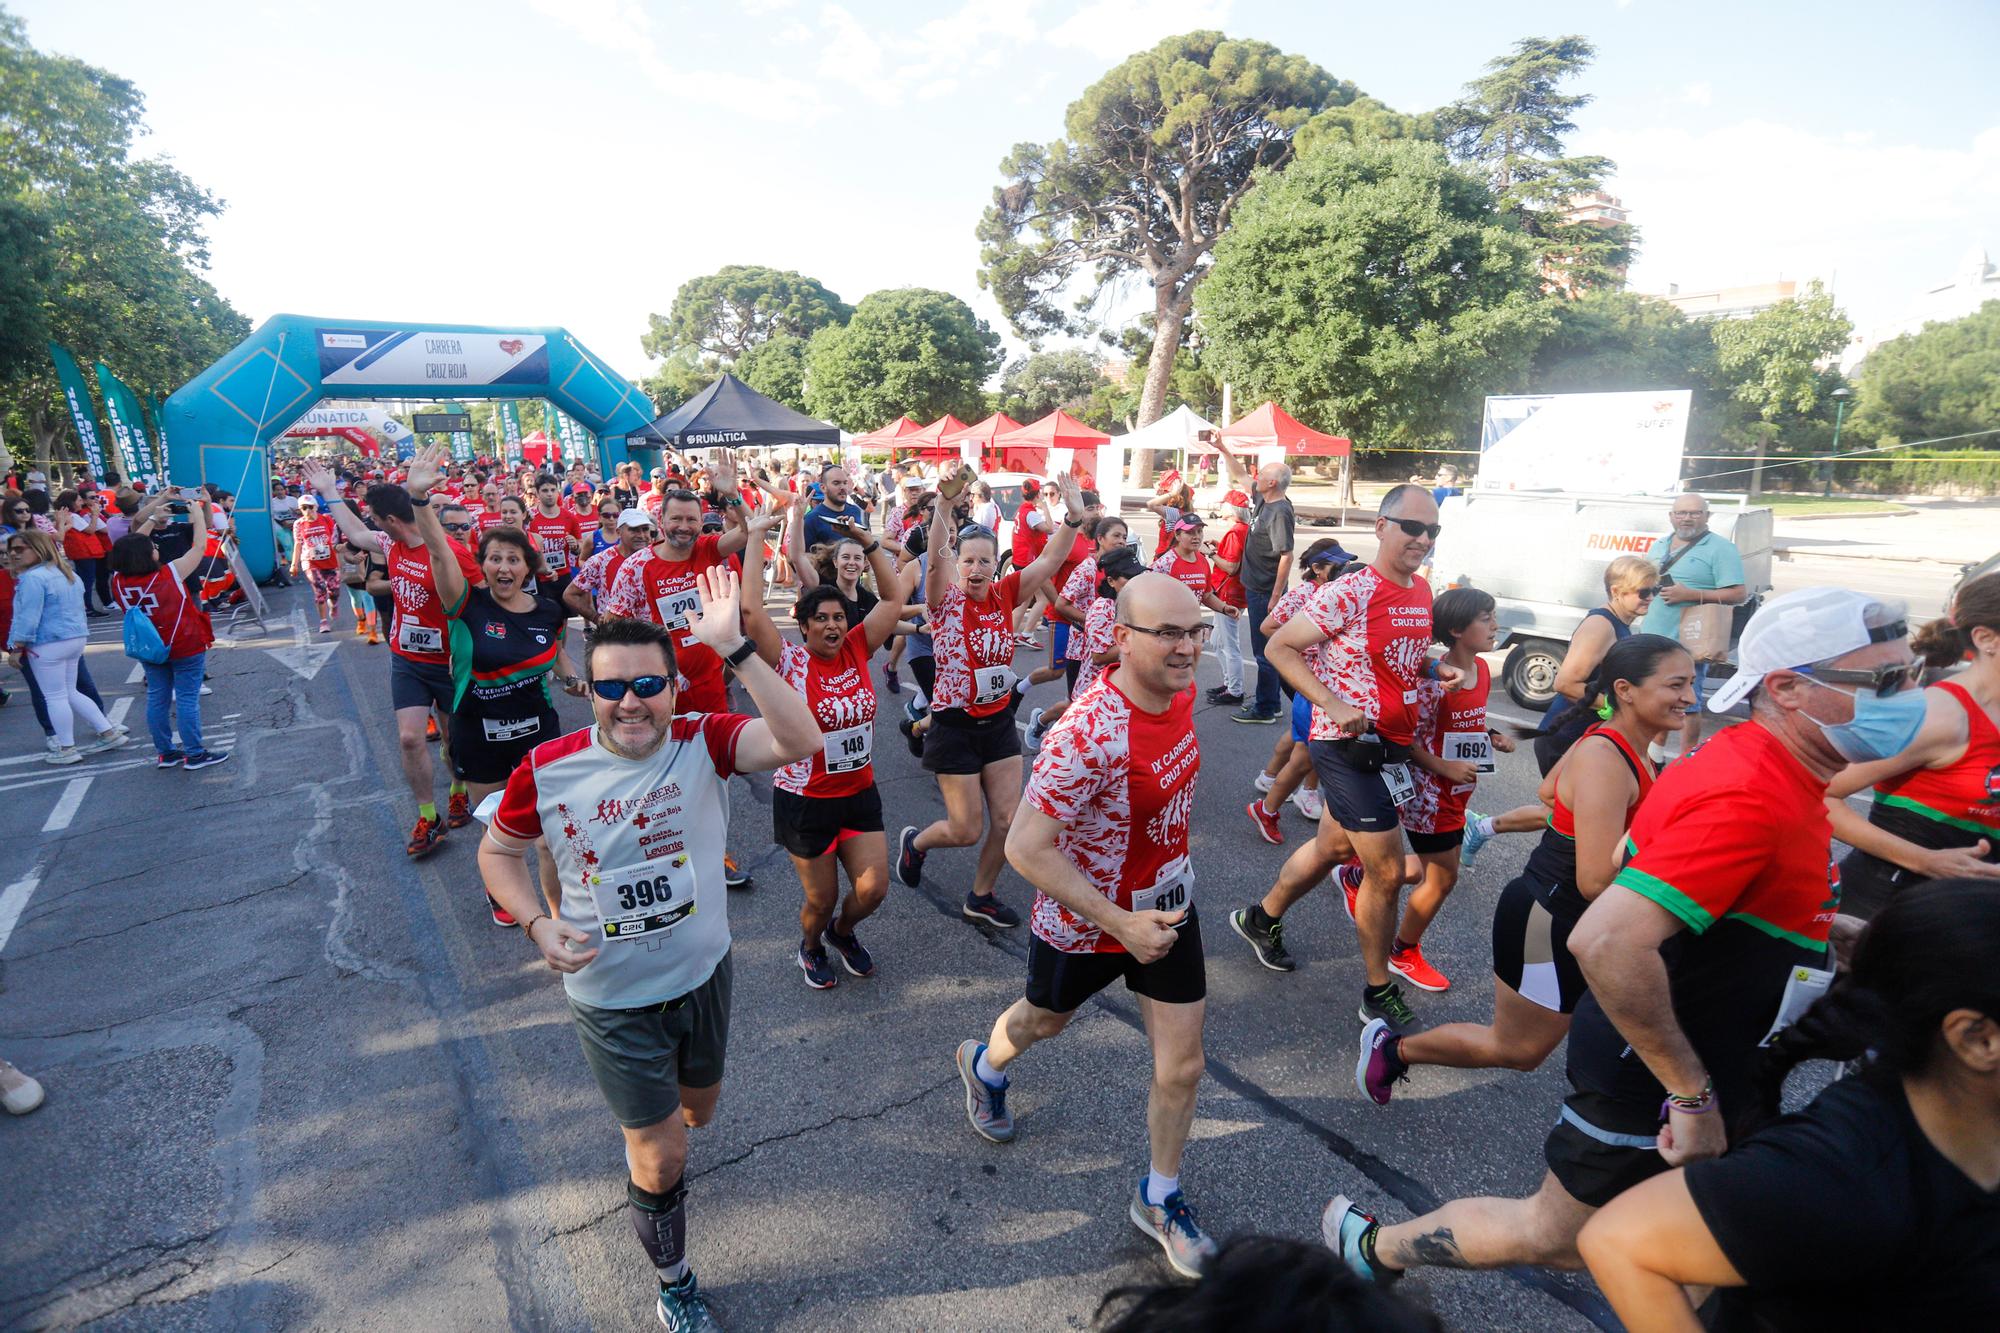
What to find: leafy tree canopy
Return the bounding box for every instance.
[736,332,810,415]
[1847,299,2000,446]
[1195,139,1553,448]
[977,31,1342,429]
[641,264,850,364]
[1710,279,1853,423]
[642,351,717,417]
[804,288,1000,432]
[1529,289,1717,395]
[998,348,1105,422]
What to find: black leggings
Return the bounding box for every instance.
[910,654,936,700]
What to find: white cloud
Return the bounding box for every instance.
[817,4,896,105]
[1586,119,2000,330]
[528,0,820,121]
[776,20,814,43]
[1043,0,1233,60]
[526,0,655,54]
[741,0,795,13]
[1680,81,1712,106]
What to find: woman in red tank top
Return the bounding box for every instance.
[1360,635,1694,1106]
[1826,574,2000,918]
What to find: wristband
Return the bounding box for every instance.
[410,494,431,507]
[1062,514,1084,529]
[722,639,758,668]
[1661,1080,1715,1119]
[861,542,880,554]
[524,913,549,945]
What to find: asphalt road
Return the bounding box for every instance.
[4,522,1960,1331]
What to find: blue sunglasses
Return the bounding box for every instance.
[591,675,672,702]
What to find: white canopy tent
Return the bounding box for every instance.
[1101,404,1217,506]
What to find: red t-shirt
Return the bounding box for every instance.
[1024,669,1199,954]
[526,507,582,573]
[475,510,508,538]
[1302,566,1433,744]
[1149,549,1215,599]
[1012,502,1048,566]
[928,570,1021,718]
[600,535,732,712]
[1212,521,1248,607]
[375,533,481,664]
[294,514,339,570]
[111,568,212,660]
[773,626,878,798]
[1405,658,1491,835]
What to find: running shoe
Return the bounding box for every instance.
[425,715,441,742]
[1129,1181,1218,1279]
[723,855,752,891]
[1023,706,1047,753]
[1245,799,1284,846]
[822,925,875,977]
[953,1039,1014,1143]
[1356,1018,1409,1107]
[81,727,129,755]
[1231,705,1278,725]
[883,665,901,694]
[1337,860,1364,922]
[318,618,331,633]
[798,943,839,989]
[1229,906,1295,973]
[1322,1195,1399,1285]
[367,625,382,645]
[655,1270,719,1332]
[1252,770,1276,795]
[895,826,926,888]
[1388,942,1450,993]
[354,614,367,634]
[1291,786,1324,821]
[488,895,516,928]
[406,814,445,858]
[1359,982,1420,1036]
[1205,687,1244,706]
[0,1059,45,1115]
[155,751,186,770]
[1015,633,1042,650]
[1460,811,1491,868]
[962,893,1020,928]
[183,750,230,771]
[447,790,472,829]
[44,746,83,766]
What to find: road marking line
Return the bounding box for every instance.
[126,661,145,684]
[42,777,91,832]
[108,696,134,726]
[0,865,43,954]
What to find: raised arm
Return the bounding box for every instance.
[166,493,213,583]
[708,449,750,557]
[682,566,817,769]
[785,488,819,589]
[301,459,377,548]
[858,533,905,652]
[1016,473,1084,601]
[924,464,963,607]
[735,504,789,668]
[403,446,469,612]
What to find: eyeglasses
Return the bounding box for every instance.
[1798,661,1924,698]
[1632,585,1661,598]
[1384,517,1443,540]
[591,675,672,701]
[1119,622,1213,647]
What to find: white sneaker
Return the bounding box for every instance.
[44,746,82,766]
[1291,786,1324,820]
[200,684,213,696]
[0,1060,44,1115]
[45,735,62,753]
[1253,771,1275,794]
[1023,707,1046,754]
[82,728,129,755]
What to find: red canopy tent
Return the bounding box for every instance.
[850,415,923,450]
[991,409,1111,484]
[1218,401,1351,458]
[894,414,969,463]
[939,412,1023,471]
[519,428,557,467]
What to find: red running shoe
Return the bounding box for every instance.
[406,815,445,858]
[1245,799,1284,846]
[1337,860,1364,922]
[426,715,442,742]
[488,894,516,928]
[1389,942,1451,992]
[447,790,471,829]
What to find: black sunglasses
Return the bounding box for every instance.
[1633,585,1661,598]
[1798,659,1923,698]
[441,520,473,532]
[591,675,672,701]
[1384,517,1443,540]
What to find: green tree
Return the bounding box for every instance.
[804,288,1000,431]
[1710,279,1853,427]
[736,332,810,414]
[998,348,1104,421]
[1442,36,1634,293]
[1196,140,1553,450]
[642,351,716,416]
[1528,289,1719,394]
[0,8,250,465]
[1294,96,1436,158]
[977,31,1342,434]
[641,265,850,364]
[1848,299,2000,445]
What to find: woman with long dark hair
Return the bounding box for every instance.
[1579,880,2000,1330]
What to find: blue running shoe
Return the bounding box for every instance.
[656,1269,720,1331]
[1129,1180,1218,1278]
[1460,811,1491,868]
[1322,1194,1400,1285]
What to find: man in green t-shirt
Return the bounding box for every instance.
[1639,493,1746,758]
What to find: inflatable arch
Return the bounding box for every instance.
[162,314,659,578]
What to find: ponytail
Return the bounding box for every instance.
[1910,571,1997,669]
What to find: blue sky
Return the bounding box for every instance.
[15,0,1999,384]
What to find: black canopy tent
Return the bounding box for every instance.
[633,373,840,451]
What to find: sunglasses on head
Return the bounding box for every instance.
[591,675,672,701]
[1384,517,1443,540]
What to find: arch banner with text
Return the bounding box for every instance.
[162,314,658,578]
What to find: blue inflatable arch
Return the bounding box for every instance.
[161,314,660,578]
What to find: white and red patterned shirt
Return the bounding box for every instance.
[1150,549,1214,599]
[572,544,631,602]
[1301,566,1433,744]
[1024,669,1200,954]
[773,627,878,798]
[1060,555,1100,661]
[600,535,732,712]
[1405,657,1491,835]
[293,513,338,570]
[1074,596,1120,696]
[927,569,1020,718]
[1267,583,1324,674]
[493,715,746,1009]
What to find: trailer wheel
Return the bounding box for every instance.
[1503,640,1564,711]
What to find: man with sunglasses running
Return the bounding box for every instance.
[482,581,819,1332]
[955,572,1220,1279]
[1241,485,1455,1037]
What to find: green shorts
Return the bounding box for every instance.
[566,952,733,1128]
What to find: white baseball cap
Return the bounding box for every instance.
[1705,586,1908,713]
[616,507,654,529]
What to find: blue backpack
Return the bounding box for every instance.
[123,604,169,664]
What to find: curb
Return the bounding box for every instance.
[1773,545,1977,567]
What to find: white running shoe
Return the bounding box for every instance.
[0,1059,45,1115]
[1253,771,1275,794]
[44,746,82,766]
[1291,786,1324,820]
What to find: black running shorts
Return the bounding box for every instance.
[1025,910,1206,1014]
[1309,740,1405,835]
[922,706,1022,776]
[1491,874,1587,1014]
[390,654,456,713]
[772,785,884,859]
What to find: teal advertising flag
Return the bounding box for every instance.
[94,363,160,487]
[47,344,109,477]
[497,402,523,465]
[446,401,473,463]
